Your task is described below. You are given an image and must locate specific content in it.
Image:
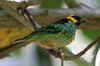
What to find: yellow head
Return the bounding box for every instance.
[66,15,78,23]
[66,15,86,24]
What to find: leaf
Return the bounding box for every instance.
[82,29,100,40]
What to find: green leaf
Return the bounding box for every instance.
[82,29,100,40]
[41,0,63,8]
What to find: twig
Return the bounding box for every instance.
[50,36,100,60]
[1,0,44,30]
[91,39,100,66]
[24,9,41,30]
[0,2,100,29]
[0,41,31,57]
[1,6,34,31]
[1,7,100,29]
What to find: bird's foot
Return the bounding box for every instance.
[46,49,63,58]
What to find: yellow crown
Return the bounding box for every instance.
[66,15,78,23]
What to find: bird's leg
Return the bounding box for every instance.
[45,48,64,66]
[45,48,62,58]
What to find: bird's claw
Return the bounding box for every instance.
[46,49,64,58]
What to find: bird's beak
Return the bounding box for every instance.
[80,19,86,23]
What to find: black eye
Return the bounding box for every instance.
[73,16,81,20]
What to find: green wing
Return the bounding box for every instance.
[22,20,69,40]
[29,22,67,35]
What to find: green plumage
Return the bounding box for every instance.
[14,15,86,49]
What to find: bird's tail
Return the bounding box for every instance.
[12,38,25,44]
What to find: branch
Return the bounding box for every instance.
[0,0,43,8]
[51,35,100,60]
[0,36,98,65]
[29,8,100,29]
[0,41,31,57]
[1,6,34,31]
[0,0,44,30]
[0,1,100,29]
[0,41,89,65]
[0,6,100,29]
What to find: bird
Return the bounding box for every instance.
[13,15,86,55]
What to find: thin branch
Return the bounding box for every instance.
[0,42,90,65]
[1,6,34,31]
[0,0,44,30]
[0,41,31,57]
[0,6,100,29]
[0,41,90,65]
[50,35,100,60]
[0,2,100,29]
[24,9,41,30]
